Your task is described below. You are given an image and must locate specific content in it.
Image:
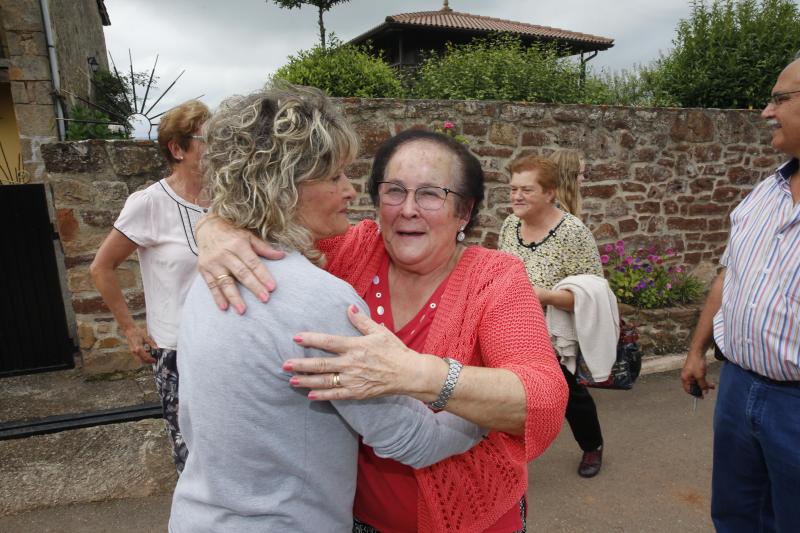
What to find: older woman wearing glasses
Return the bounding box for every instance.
[195,128,568,532]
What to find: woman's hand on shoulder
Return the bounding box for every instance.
[285,305,442,402]
[196,214,285,314]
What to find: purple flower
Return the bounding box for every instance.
[600,254,610,265]
[645,265,653,273]
[636,281,647,290]
[633,265,640,271]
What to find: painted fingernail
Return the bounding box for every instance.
[259,292,269,303]
[235,304,245,315]
[293,335,303,343]
[219,302,229,311]
[266,281,276,291]
[289,377,299,386]
[282,361,293,371]
[350,304,359,314]
[308,392,318,400]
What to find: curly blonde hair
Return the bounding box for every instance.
[549,149,583,217]
[157,100,210,166]
[203,84,358,266]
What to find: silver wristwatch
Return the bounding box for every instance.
[429,358,463,410]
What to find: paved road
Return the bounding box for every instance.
[0,366,719,532]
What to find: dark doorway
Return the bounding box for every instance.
[0,184,75,376]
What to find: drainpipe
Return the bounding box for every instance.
[580,49,599,87]
[39,0,66,140]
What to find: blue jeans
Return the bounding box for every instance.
[712,361,800,532]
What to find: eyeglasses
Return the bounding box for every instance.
[377,181,464,210]
[767,89,800,106]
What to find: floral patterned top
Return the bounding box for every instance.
[499,212,602,290]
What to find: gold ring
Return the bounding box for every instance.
[332,373,341,388]
[216,273,233,282]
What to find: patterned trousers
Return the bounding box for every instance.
[152,348,187,475]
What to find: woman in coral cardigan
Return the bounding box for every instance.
[197,129,568,532]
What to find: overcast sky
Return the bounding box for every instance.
[103,0,692,124]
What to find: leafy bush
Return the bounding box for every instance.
[652,0,800,109]
[66,105,128,141]
[590,66,679,107]
[602,240,704,309]
[411,34,602,104]
[272,36,403,98]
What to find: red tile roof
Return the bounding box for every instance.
[353,9,613,50]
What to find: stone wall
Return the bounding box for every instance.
[43,140,168,372]
[42,99,782,372]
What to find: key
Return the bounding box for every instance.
[689,382,702,412]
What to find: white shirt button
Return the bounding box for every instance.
[375,292,382,298]
[429,303,437,309]
[376,306,385,316]
[373,276,380,285]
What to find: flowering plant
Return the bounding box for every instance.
[433,120,469,145]
[602,240,704,309]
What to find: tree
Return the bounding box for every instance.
[653,0,800,108]
[272,37,403,98]
[269,0,351,49]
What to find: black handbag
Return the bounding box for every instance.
[575,319,641,390]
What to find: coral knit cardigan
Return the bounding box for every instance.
[319,220,568,533]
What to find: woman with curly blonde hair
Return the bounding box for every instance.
[169,84,485,533]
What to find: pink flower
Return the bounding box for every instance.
[604,243,614,253]
[665,247,674,256]
[624,256,634,265]
[666,283,672,290]
[443,121,455,130]
[675,266,683,273]
[600,254,610,265]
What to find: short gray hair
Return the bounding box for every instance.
[203,83,358,265]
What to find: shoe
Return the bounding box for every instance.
[578,446,603,478]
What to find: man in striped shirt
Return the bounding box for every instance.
[681,54,800,532]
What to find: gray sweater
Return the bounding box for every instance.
[169,252,483,533]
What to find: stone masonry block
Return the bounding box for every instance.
[1,0,43,32]
[52,178,96,205]
[9,81,29,104]
[6,30,48,56]
[106,142,168,177]
[670,111,714,143]
[488,122,519,146]
[41,141,110,174]
[93,180,130,207]
[8,55,51,81]
[26,80,54,105]
[12,104,56,137]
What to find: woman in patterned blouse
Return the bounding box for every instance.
[498,152,606,478]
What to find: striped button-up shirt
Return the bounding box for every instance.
[713,158,800,381]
